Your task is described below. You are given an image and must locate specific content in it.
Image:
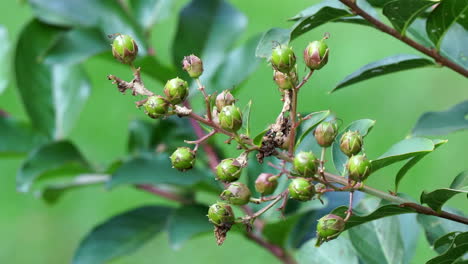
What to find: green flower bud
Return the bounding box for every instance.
[163,77,189,104]
[182,54,203,78]
[304,40,329,70]
[347,154,371,182]
[216,158,242,182]
[273,69,298,90]
[216,90,235,111]
[288,178,315,201]
[270,45,296,73]
[208,202,235,226]
[111,34,138,64]
[316,214,345,242]
[340,131,363,157]
[293,151,318,178]
[170,147,196,171]
[255,173,278,195]
[220,182,251,205]
[314,121,338,147]
[315,183,327,192]
[143,95,169,119]
[218,105,242,132]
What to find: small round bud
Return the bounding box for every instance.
[314,121,338,147]
[143,95,168,119]
[163,77,189,104]
[317,214,345,240]
[220,182,251,205]
[255,173,278,195]
[315,183,326,192]
[208,202,235,226]
[273,69,298,90]
[340,131,363,157]
[293,151,318,178]
[170,147,196,171]
[218,105,242,132]
[216,90,235,110]
[216,158,242,182]
[304,40,329,70]
[112,34,138,64]
[288,178,315,201]
[271,45,296,73]
[182,54,203,78]
[347,154,371,182]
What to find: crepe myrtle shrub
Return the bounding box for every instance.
[103,33,468,264]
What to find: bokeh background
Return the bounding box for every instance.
[0,0,467,263]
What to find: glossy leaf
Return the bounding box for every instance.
[332,54,434,92]
[255,28,291,59]
[395,139,447,192]
[130,0,174,30]
[0,26,10,94]
[426,0,468,49]
[0,116,48,155]
[73,206,173,264]
[17,141,91,192]
[296,236,359,264]
[398,213,420,263]
[295,110,331,148]
[383,0,435,35]
[432,231,465,256]
[172,0,247,81]
[420,170,468,212]
[107,153,207,188]
[367,0,396,7]
[427,232,468,264]
[331,119,375,175]
[371,137,436,172]
[412,100,468,136]
[167,204,212,250]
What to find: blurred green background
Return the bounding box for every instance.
[0,0,467,263]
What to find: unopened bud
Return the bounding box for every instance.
[347,154,371,182]
[255,173,278,195]
[340,131,363,157]
[288,178,315,201]
[216,90,235,110]
[216,158,242,182]
[273,69,298,90]
[208,202,235,226]
[316,214,345,246]
[304,40,329,70]
[314,121,338,147]
[271,45,296,73]
[220,182,251,205]
[170,147,196,171]
[218,105,242,132]
[182,54,203,78]
[293,151,318,178]
[164,77,189,104]
[143,96,169,119]
[111,34,138,64]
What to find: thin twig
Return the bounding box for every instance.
[344,191,354,222]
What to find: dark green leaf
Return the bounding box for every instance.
[17,141,91,192]
[296,236,359,264]
[255,28,291,59]
[45,27,109,65]
[172,0,247,80]
[331,119,375,175]
[367,0,395,7]
[371,137,436,172]
[295,110,331,148]
[167,204,212,249]
[383,0,434,35]
[332,54,434,92]
[451,170,468,189]
[0,116,48,156]
[253,129,269,146]
[0,26,10,94]
[395,139,447,192]
[137,56,177,83]
[107,153,207,188]
[427,232,468,264]
[433,231,463,255]
[73,206,173,264]
[412,100,468,136]
[420,170,468,212]
[130,0,174,30]
[15,20,91,138]
[426,0,468,49]
[399,213,421,263]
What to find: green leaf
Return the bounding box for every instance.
[332,54,434,92]
[383,0,435,35]
[241,100,252,137]
[295,110,331,148]
[130,0,174,30]
[420,170,468,212]
[255,28,291,59]
[395,139,447,192]
[331,119,375,175]
[426,0,468,49]
[17,141,91,192]
[253,129,269,146]
[107,153,207,188]
[0,26,11,94]
[371,137,436,172]
[45,27,109,65]
[412,100,468,136]
[167,204,212,250]
[73,206,173,264]
[0,116,48,156]
[136,56,177,83]
[296,236,359,264]
[15,20,91,139]
[367,0,395,7]
[427,232,468,264]
[172,0,247,81]
[398,214,421,263]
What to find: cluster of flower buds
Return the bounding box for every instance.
[339,131,372,182]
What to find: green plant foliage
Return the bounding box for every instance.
[426,232,468,264]
[130,0,174,31]
[412,100,468,136]
[255,28,291,58]
[296,236,359,264]
[0,26,10,94]
[382,0,435,35]
[295,110,331,148]
[420,170,468,212]
[0,116,48,156]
